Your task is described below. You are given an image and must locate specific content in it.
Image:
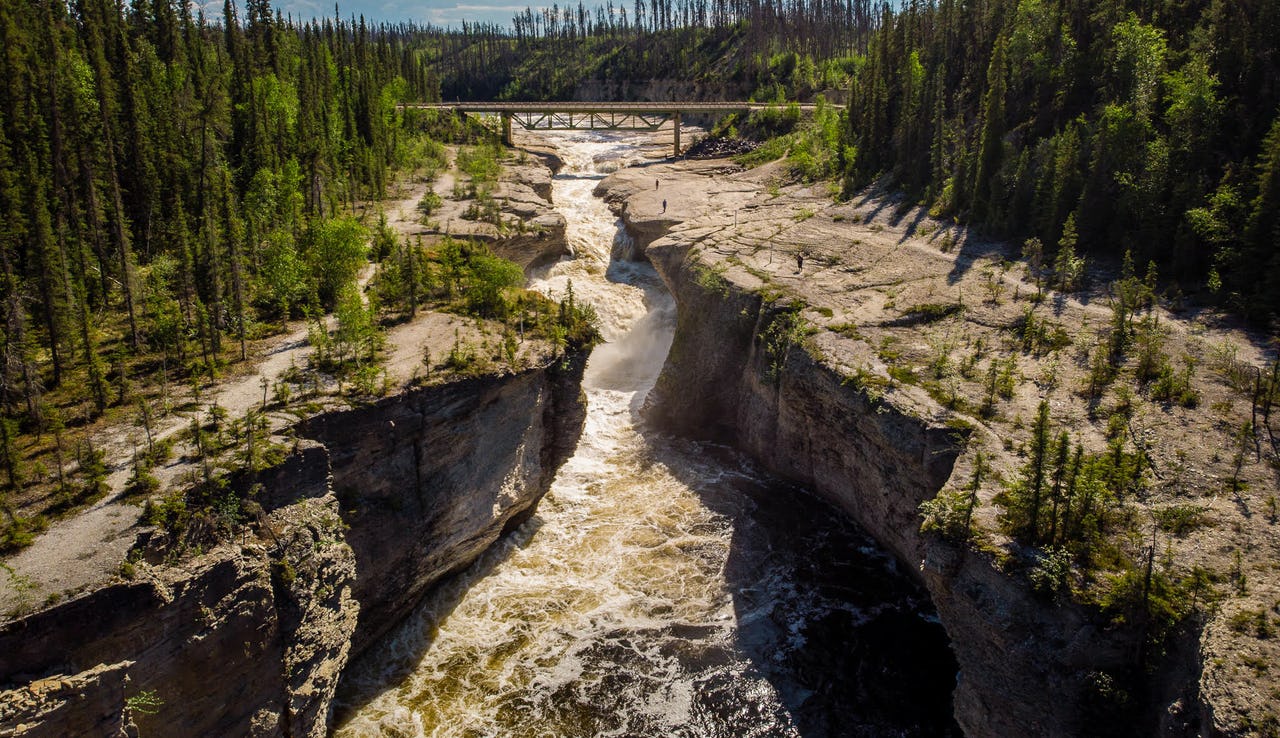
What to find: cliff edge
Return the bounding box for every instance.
[599,157,1277,737]
[0,346,589,738]
[0,146,592,738]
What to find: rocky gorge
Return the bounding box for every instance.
[596,154,1276,736]
[0,149,590,737]
[2,129,1275,737]
[0,353,589,737]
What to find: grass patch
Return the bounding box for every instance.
[895,302,964,326]
[1229,608,1275,639]
[1153,504,1210,537]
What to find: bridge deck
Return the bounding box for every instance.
[403,101,818,156]
[402,101,815,114]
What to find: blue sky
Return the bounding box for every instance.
[269,0,536,26]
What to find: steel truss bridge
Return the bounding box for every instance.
[400,101,817,156]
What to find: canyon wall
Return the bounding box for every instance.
[489,158,569,271]
[635,229,1167,737]
[0,443,354,738]
[0,352,589,738]
[299,352,589,655]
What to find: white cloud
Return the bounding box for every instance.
[454,4,537,11]
[202,0,562,27]
[419,2,542,26]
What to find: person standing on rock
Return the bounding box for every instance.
[796,252,804,272]
[662,199,667,213]
[655,179,659,190]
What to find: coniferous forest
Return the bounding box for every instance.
[1,0,1278,548]
[0,2,1277,735]
[430,0,1280,323]
[841,0,1280,324]
[0,0,437,404]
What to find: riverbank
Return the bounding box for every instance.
[333,131,960,738]
[0,147,593,737]
[599,156,1279,736]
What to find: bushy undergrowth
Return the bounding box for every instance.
[729,98,849,183]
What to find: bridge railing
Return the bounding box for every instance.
[400,101,818,156]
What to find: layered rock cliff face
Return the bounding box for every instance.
[633,222,1161,736]
[0,352,589,737]
[300,352,589,654]
[487,159,570,271]
[0,443,355,738]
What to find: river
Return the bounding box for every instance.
[333,133,958,738]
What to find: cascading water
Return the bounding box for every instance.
[333,133,958,738]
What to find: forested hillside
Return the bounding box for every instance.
[430,0,1280,325]
[3,0,1277,552]
[430,0,879,100]
[0,0,442,546]
[842,0,1280,323]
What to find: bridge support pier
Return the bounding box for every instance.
[672,111,681,158]
[501,112,513,146]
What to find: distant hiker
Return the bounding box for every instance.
[796,253,804,272]
[662,199,667,213]
[655,179,660,190]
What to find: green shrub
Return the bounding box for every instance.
[272,558,296,587]
[901,302,964,325]
[143,490,187,530]
[1153,504,1209,537]
[1028,546,1074,596]
[1097,562,1191,643]
[1229,608,1275,639]
[996,403,1146,552]
[1150,354,1200,407]
[444,332,481,374]
[760,306,808,383]
[416,191,443,218]
[456,143,502,185]
[305,216,369,310]
[125,690,163,717]
[309,281,383,374]
[0,514,48,553]
[125,469,161,498]
[142,437,175,467]
[462,250,524,319]
[920,489,974,541]
[1015,308,1071,355]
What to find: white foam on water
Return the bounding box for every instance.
[334,133,870,738]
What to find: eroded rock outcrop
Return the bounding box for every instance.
[488,160,569,270]
[0,349,590,737]
[300,351,590,654]
[0,453,355,738]
[431,157,569,271]
[608,167,1184,736]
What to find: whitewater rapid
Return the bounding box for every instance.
[333,133,956,738]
